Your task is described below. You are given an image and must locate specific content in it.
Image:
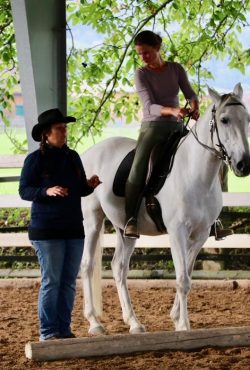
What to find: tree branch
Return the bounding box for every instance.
[74,0,173,147]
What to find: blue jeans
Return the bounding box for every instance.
[31,239,84,340]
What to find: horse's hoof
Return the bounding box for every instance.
[175,324,190,331]
[129,325,146,334]
[88,325,106,336]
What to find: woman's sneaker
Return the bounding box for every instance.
[59,332,76,339]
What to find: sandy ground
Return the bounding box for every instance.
[1,279,250,370]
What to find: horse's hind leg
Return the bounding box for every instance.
[112,228,146,334]
[81,199,105,335]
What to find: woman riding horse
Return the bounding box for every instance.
[124,30,232,240]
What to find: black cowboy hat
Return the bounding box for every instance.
[31,108,76,142]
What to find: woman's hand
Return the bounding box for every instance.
[162,106,190,119]
[189,109,200,121]
[171,107,190,119]
[189,99,200,121]
[46,186,68,197]
[87,175,102,189]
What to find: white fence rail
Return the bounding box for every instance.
[1,193,250,208]
[0,154,250,207]
[0,232,250,250]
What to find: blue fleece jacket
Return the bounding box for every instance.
[19,145,93,240]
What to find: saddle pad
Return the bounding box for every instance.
[113,149,135,197]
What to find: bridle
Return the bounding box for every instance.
[186,95,246,168]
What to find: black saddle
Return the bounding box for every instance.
[113,129,187,233]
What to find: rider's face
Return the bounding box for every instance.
[135,44,160,66]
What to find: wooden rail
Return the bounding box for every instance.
[0,154,250,206]
[25,326,250,361]
[1,193,250,208]
[0,232,250,249]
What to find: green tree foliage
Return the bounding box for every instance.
[0,0,18,126]
[0,0,250,150]
[66,0,250,147]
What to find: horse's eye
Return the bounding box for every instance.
[221,117,229,124]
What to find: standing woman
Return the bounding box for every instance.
[19,109,101,340]
[124,30,199,238]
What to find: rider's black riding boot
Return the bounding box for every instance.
[124,181,144,239]
[209,219,234,240]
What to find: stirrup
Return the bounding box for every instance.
[213,219,233,241]
[124,218,140,239]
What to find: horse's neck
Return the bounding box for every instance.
[178,108,222,191]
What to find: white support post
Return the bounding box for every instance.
[10,0,67,153]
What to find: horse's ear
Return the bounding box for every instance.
[233,82,243,99]
[207,86,221,104]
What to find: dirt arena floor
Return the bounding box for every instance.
[1,278,250,370]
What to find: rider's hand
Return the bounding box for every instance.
[171,107,190,119]
[179,107,191,119]
[46,186,69,197]
[87,175,102,189]
[190,109,200,121]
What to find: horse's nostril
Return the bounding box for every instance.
[236,157,250,175]
[237,160,244,172]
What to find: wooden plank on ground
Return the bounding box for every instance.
[25,326,250,361]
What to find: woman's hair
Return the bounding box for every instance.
[40,127,51,155]
[134,30,162,47]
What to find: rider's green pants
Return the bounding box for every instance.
[125,120,184,222]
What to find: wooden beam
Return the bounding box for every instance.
[0,233,249,249]
[25,326,250,361]
[0,155,25,168]
[222,192,250,206]
[0,195,31,208]
[102,233,250,249]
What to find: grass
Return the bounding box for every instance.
[0,128,249,195]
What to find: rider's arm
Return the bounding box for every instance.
[177,63,200,120]
[135,68,163,117]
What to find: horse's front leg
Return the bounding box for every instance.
[81,207,105,335]
[170,230,209,331]
[112,228,146,334]
[169,231,192,331]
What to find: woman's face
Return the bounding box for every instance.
[135,44,160,65]
[46,123,67,147]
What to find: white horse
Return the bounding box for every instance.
[81,83,250,335]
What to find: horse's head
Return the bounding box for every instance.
[208,83,250,177]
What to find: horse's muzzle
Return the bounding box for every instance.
[235,154,250,177]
